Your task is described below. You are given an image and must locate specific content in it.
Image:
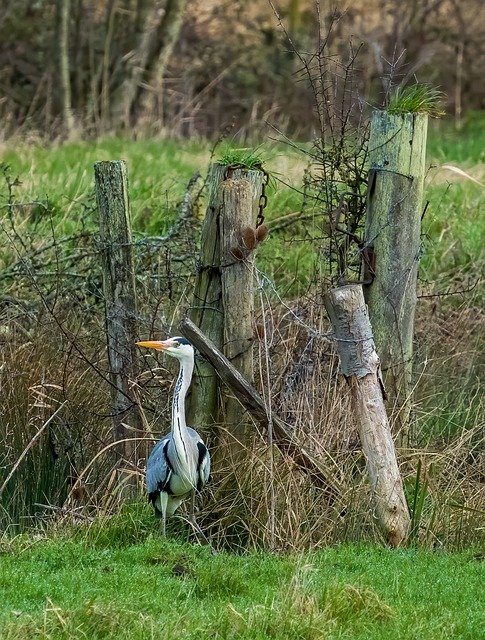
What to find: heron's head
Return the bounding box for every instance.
[136,336,194,362]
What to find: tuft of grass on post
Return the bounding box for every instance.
[217,147,265,170]
[386,84,445,117]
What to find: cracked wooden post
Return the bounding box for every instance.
[220,171,263,458]
[188,164,225,431]
[364,111,428,437]
[324,284,410,547]
[95,160,141,488]
[189,163,263,459]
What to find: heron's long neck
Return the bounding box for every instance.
[171,357,194,447]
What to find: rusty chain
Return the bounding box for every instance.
[223,162,269,228]
[256,166,269,228]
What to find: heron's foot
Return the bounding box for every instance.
[187,515,217,553]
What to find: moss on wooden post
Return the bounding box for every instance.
[95,160,141,479]
[364,111,428,434]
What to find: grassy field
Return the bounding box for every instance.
[1,518,484,639]
[1,116,484,293]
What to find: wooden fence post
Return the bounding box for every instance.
[364,111,428,434]
[189,163,263,456]
[94,160,141,483]
[220,173,263,456]
[324,284,410,547]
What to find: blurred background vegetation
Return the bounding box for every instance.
[0,0,484,140]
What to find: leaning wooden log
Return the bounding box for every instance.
[180,317,339,501]
[323,284,410,547]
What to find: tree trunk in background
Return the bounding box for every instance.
[364,111,427,439]
[108,0,157,128]
[72,0,84,109]
[289,0,301,37]
[57,0,75,138]
[139,0,188,128]
[109,0,187,129]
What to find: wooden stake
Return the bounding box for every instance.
[188,164,225,429]
[324,284,410,546]
[189,164,263,453]
[95,160,141,478]
[221,175,262,455]
[364,111,428,433]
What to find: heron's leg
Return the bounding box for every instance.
[158,491,169,537]
[189,491,210,546]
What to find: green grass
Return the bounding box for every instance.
[0,138,211,236]
[1,518,483,640]
[427,111,485,163]
[2,117,484,297]
[420,115,485,300]
[387,84,445,117]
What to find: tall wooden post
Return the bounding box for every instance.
[95,160,141,480]
[189,164,226,430]
[221,174,262,456]
[364,111,428,433]
[324,284,410,547]
[189,163,263,453]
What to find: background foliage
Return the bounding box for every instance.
[1,0,484,139]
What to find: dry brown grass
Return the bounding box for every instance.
[0,170,483,549]
[2,284,483,550]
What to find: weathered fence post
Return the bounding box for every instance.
[95,160,141,484]
[324,284,410,547]
[220,173,263,456]
[364,111,428,434]
[189,163,263,457]
[189,164,225,430]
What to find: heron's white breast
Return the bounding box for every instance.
[169,472,195,496]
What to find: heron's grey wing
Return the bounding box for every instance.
[146,434,172,496]
[187,427,210,490]
[197,442,210,489]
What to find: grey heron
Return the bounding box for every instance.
[136,337,210,544]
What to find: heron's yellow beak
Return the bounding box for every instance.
[136,340,171,350]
